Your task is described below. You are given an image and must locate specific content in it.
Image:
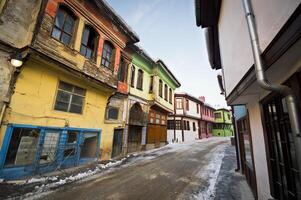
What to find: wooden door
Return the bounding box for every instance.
[112,129,123,158]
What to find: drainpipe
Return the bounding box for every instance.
[242,0,301,194]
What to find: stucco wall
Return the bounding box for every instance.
[186,99,200,118]
[0,59,117,160]
[219,0,301,95]
[0,0,42,48]
[247,99,272,200]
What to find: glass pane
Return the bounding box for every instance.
[63,21,73,34]
[40,131,59,164]
[86,48,92,59]
[54,9,65,28]
[56,90,71,103]
[51,27,61,40]
[5,128,40,166]
[81,27,90,46]
[59,81,73,92]
[74,86,85,96]
[67,131,78,143]
[65,14,74,27]
[107,107,118,119]
[61,33,71,45]
[71,95,83,105]
[69,104,82,114]
[54,101,69,112]
[80,45,87,57]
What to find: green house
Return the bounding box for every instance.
[212,108,234,137]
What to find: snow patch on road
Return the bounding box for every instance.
[195,144,227,200]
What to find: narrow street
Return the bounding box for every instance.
[16,137,252,200]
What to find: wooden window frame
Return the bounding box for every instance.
[159,79,163,97]
[54,81,86,114]
[101,41,115,70]
[164,84,168,101]
[136,69,144,90]
[80,25,99,60]
[130,66,135,87]
[186,99,189,111]
[169,88,172,104]
[118,58,127,82]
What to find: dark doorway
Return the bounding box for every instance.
[127,126,142,153]
[112,129,123,158]
[237,115,257,198]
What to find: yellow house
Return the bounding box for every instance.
[0,0,139,180]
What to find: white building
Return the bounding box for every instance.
[167,93,213,142]
[196,0,301,199]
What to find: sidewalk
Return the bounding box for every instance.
[214,145,255,200]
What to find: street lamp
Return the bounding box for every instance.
[10,53,23,68]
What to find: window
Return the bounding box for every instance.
[183,120,187,130]
[167,120,174,130]
[149,76,153,93]
[161,115,166,125]
[80,25,99,59]
[40,131,60,164]
[164,84,168,101]
[176,98,183,109]
[64,131,78,157]
[187,121,190,130]
[227,114,231,120]
[215,113,222,119]
[101,41,114,69]
[52,6,76,45]
[186,99,189,110]
[130,66,135,87]
[106,107,119,120]
[175,120,182,130]
[193,122,196,131]
[136,69,143,90]
[155,113,161,124]
[118,58,127,82]
[149,111,155,124]
[197,103,199,113]
[80,132,98,158]
[169,88,172,104]
[159,79,163,97]
[54,81,86,114]
[4,128,40,166]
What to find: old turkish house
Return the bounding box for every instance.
[147,60,181,149]
[0,0,139,179]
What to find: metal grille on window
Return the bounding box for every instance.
[54,81,86,114]
[263,96,299,200]
[40,131,60,164]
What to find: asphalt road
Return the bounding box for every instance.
[41,138,229,200]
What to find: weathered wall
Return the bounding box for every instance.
[0,51,13,108]
[0,0,42,48]
[0,59,116,160]
[33,5,119,89]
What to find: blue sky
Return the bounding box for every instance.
[107,0,227,108]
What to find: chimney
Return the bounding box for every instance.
[199,96,205,103]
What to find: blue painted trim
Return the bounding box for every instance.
[0,125,13,170]
[0,124,102,180]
